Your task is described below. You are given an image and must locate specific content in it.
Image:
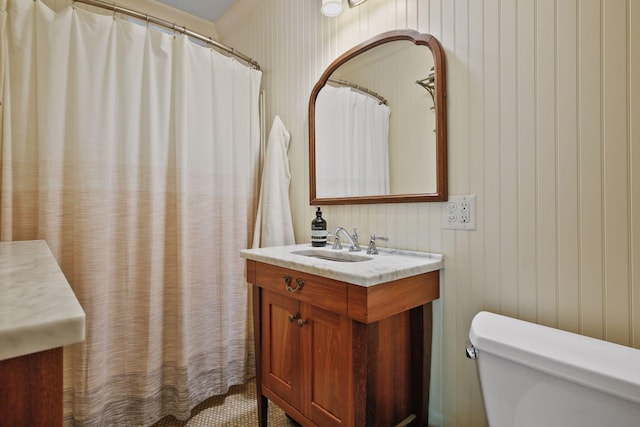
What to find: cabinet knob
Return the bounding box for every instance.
[297,318,307,328]
[284,276,305,293]
[288,313,298,322]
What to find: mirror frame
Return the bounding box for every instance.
[309,29,448,205]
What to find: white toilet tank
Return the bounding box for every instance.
[468,311,640,427]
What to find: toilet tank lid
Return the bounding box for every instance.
[469,311,640,405]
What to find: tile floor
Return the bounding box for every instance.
[152,379,298,427]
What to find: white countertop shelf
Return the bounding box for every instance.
[0,240,85,361]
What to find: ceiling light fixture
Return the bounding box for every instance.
[347,0,368,6]
[321,0,343,17]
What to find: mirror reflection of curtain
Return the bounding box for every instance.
[0,0,261,425]
[315,85,390,197]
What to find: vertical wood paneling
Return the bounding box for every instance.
[215,0,639,425]
[602,0,630,346]
[632,0,640,349]
[483,0,501,316]
[499,0,518,318]
[579,0,605,339]
[536,0,559,327]
[556,0,581,333]
[466,0,488,424]
[516,0,538,324]
[450,0,472,424]
[428,0,441,40]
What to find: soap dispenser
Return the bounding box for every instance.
[311,207,327,247]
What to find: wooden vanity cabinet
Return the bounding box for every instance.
[0,347,63,426]
[261,290,353,426]
[247,260,440,427]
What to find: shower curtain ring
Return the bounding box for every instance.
[112,3,116,20]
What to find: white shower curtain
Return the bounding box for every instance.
[0,1,261,425]
[315,85,391,198]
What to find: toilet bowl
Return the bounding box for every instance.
[467,311,640,427]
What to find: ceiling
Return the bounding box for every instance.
[156,0,236,22]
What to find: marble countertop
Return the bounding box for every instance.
[240,243,443,287]
[0,240,85,361]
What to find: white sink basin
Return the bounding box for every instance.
[290,249,373,263]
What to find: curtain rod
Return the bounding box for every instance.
[328,77,387,105]
[71,0,261,70]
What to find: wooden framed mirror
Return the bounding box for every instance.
[309,30,447,205]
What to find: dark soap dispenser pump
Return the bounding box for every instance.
[311,207,327,247]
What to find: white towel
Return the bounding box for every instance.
[252,115,295,248]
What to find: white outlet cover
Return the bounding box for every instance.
[442,195,477,230]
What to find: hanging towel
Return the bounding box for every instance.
[252,115,295,248]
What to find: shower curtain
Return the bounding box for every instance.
[0,1,262,425]
[315,85,391,198]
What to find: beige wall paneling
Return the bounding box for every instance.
[446,0,475,424]
[536,0,559,328]
[466,0,489,426]
[557,0,581,335]
[603,0,631,346]
[579,0,605,340]
[499,0,519,320]
[516,0,539,326]
[215,0,639,425]
[481,0,502,320]
[633,0,640,349]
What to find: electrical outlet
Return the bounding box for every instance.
[442,195,476,230]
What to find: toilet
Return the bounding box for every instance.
[467,311,640,427]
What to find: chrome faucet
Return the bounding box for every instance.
[332,227,361,252]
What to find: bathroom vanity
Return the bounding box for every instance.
[0,240,85,426]
[241,244,442,427]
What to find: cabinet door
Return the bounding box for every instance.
[300,303,353,427]
[261,290,301,409]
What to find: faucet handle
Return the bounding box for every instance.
[366,234,389,255]
[350,227,362,251]
[331,234,343,250]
